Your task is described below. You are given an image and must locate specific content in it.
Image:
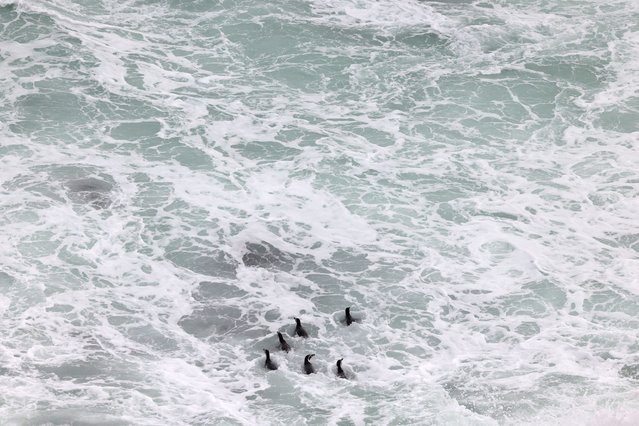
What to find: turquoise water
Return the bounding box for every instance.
[1,0,638,424]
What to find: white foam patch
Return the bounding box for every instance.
[588,30,639,108]
[1,0,639,423]
[306,0,453,31]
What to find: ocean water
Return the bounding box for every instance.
[0,0,638,424]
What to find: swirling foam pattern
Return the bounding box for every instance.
[1,0,638,424]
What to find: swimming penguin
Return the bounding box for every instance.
[277,331,291,352]
[263,349,278,371]
[304,354,315,374]
[294,317,309,338]
[336,358,347,379]
[345,307,354,326]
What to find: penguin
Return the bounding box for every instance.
[294,317,309,338]
[304,354,315,374]
[263,349,277,371]
[277,331,291,352]
[336,358,347,379]
[345,307,354,326]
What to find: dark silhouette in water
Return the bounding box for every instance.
[336,358,347,379]
[277,331,291,352]
[66,177,113,209]
[304,354,315,374]
[294,317,309,338]
[345,307,354,326]
[263,349,277,371]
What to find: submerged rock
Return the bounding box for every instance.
[619,364,639,379]
[241,241,298,272]
[66,177,113,209]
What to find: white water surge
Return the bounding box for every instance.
[0,0,638,424]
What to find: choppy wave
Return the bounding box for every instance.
[1,0,638,424]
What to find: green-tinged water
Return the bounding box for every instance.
[0,0,638,424]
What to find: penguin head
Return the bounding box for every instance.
[345,307,351,315]
[263,349,270,356]
[337,358,343,367]
[305,354,315,362]
[294,317,301,325]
